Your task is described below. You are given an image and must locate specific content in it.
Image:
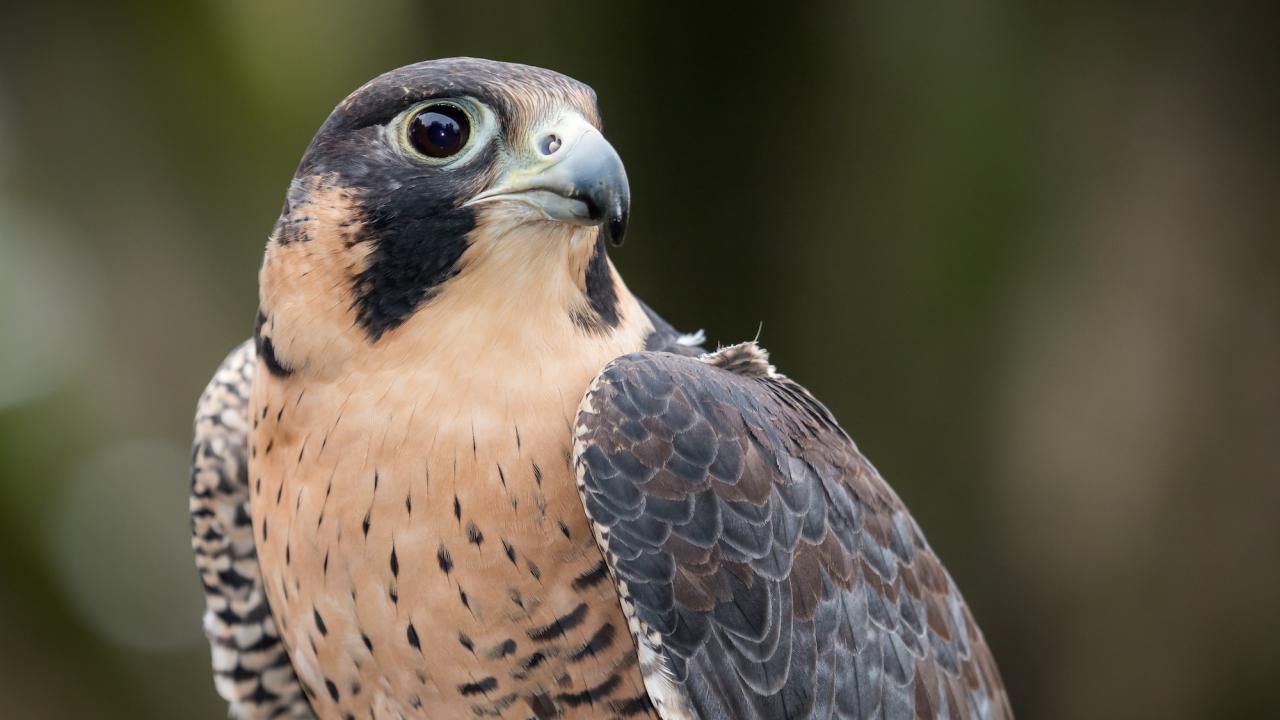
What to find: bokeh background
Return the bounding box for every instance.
[1,1,1277,717]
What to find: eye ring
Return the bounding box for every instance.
[405,103,471,160]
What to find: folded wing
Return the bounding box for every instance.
[191,340,313,719]
[573,344,1011,719]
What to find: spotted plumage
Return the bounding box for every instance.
[191,340,312,718]
[191,58,1010,719]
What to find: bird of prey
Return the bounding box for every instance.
[190,58,1011,720]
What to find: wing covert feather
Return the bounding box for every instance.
[573,345,1011,720]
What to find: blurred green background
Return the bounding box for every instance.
[1,1,1277,717]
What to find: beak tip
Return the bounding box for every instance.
[606,204,628,246]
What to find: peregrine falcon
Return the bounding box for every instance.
[190,58,1011,720]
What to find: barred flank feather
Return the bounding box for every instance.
[191,341,314,719]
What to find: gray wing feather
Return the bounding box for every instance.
[191,340,314,719]
[573,344,1011,720]
[638,299,705,356]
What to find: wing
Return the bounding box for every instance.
[638,299,706,356]
[573,343,1011,720]
[191,340,314,719]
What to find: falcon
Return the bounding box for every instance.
[190,58,1011,720]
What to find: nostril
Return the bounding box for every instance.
[539,134,562,156]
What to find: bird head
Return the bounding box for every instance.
[256,59,644,379]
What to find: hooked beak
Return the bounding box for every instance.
[465,118,630,245]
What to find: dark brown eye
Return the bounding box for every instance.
[408,104,470,159]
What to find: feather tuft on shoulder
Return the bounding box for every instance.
[700,341,776,378]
